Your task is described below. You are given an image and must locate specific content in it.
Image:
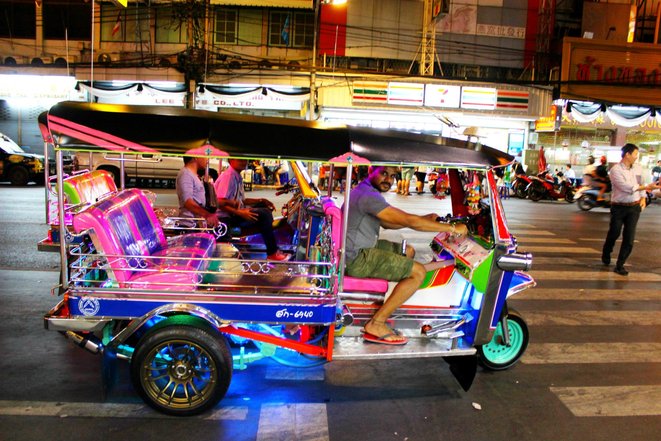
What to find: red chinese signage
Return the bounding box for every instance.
[561,37,661,106]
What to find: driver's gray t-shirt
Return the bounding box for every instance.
[343,179,390,262]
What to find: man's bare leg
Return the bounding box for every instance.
[364,262,426,342]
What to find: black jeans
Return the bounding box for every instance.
[602,204,641,267]
[224,207,278,255]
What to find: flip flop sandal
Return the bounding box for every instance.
[363,331,408,346]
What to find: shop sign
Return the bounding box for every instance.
[0,74,76,99]
[476,24,525,39]
[209,0,312,7]
[461,87,496,110]
[196,93,301,110]
[387,82,424,106]
[496,90,529,111]
[561,37,661,106]
[352,81,388,104]
[535,105,561,132]
[424,84,461,108]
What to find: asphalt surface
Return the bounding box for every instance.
[1,183,660,441]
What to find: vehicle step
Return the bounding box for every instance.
[331,336,475,360]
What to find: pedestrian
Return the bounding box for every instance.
[602,143,660,275]
[564,163,576,186]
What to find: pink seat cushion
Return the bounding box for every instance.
[343,276,388,293]
[322,198,389,293]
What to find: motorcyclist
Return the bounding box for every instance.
[594,156,610,201]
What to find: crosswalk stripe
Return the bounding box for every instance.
[516,238,575,244]
[523,311,661,326]
[551,385,661,417]
[256,403,329,441]
[516,288,661,301]
[523,246,599,254]
[0,400,248,420]
[529,270,661,281]
[523,343,661,364]
[512,231,556,236]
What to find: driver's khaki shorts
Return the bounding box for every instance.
[346,240,414,281]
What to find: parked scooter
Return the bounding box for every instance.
[526,171,575,202]
[511,174,532,198]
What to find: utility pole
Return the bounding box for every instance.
[420,0,437,76]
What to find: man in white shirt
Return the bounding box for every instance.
[563,164,576,185]
[602,144,660,275]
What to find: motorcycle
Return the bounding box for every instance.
[511,174,532,198]
[526,172,575,202]
[40,101,534,417]
[427,168,451,197]
[575,184,611,211]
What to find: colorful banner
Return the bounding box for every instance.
[496,90,529,111]
[461,87,497,110]
[424,84,461,108]
[352,81,388,104]
[387,82,425,106]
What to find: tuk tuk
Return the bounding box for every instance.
[41,101,534,416]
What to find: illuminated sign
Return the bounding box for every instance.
[535,105,561,132]
[387,82,424,106]
[461,87,496,110]
[424,84,461,108]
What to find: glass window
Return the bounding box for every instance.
[43,2,91,40]
[100,4,149,43]
[155,5,186,43]
[269,11,289,47]
[292,11,313,48]
[237,9,262,46]
[269,10,313,48]
[216,8,237,44]
[0,1,36,38]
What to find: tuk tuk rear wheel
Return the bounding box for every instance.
[477,309,528,371]
[130,325,232,416]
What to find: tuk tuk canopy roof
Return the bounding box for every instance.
[45,101,512,168]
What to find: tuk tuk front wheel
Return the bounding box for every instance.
[477,309,528,371]
[130,325,232,416]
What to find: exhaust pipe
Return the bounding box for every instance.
[64,331,103,354]
[497,252,533,272]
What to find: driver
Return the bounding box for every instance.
[344,165,468,345]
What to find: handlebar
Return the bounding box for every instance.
[275,182,295,196]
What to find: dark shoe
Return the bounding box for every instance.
[613,266,629,276]
[601,254,611,265]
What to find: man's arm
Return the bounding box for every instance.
[183,198,219,227]
[376,206,467,235]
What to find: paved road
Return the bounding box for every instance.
[1,185,660,440]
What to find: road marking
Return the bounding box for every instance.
[523,311,661,326]
[257,403,329,441]
[530,270,661,281]
[512,231,556,236]
[523,342,661,364]
[551,385,661,417]
[515,238,575,244]
[516,288,661,301]
[0,400,247,420]
[523,246,599,254]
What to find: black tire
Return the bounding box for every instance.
[565,189,575,203]
[8,166,29,186]
[130,325,232,416]
[97,166,122,187]
[429,180,437,194]
[577,195,594,211]
[477,308,529,371]
[514,183,527,199]
[528,183,544,202]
